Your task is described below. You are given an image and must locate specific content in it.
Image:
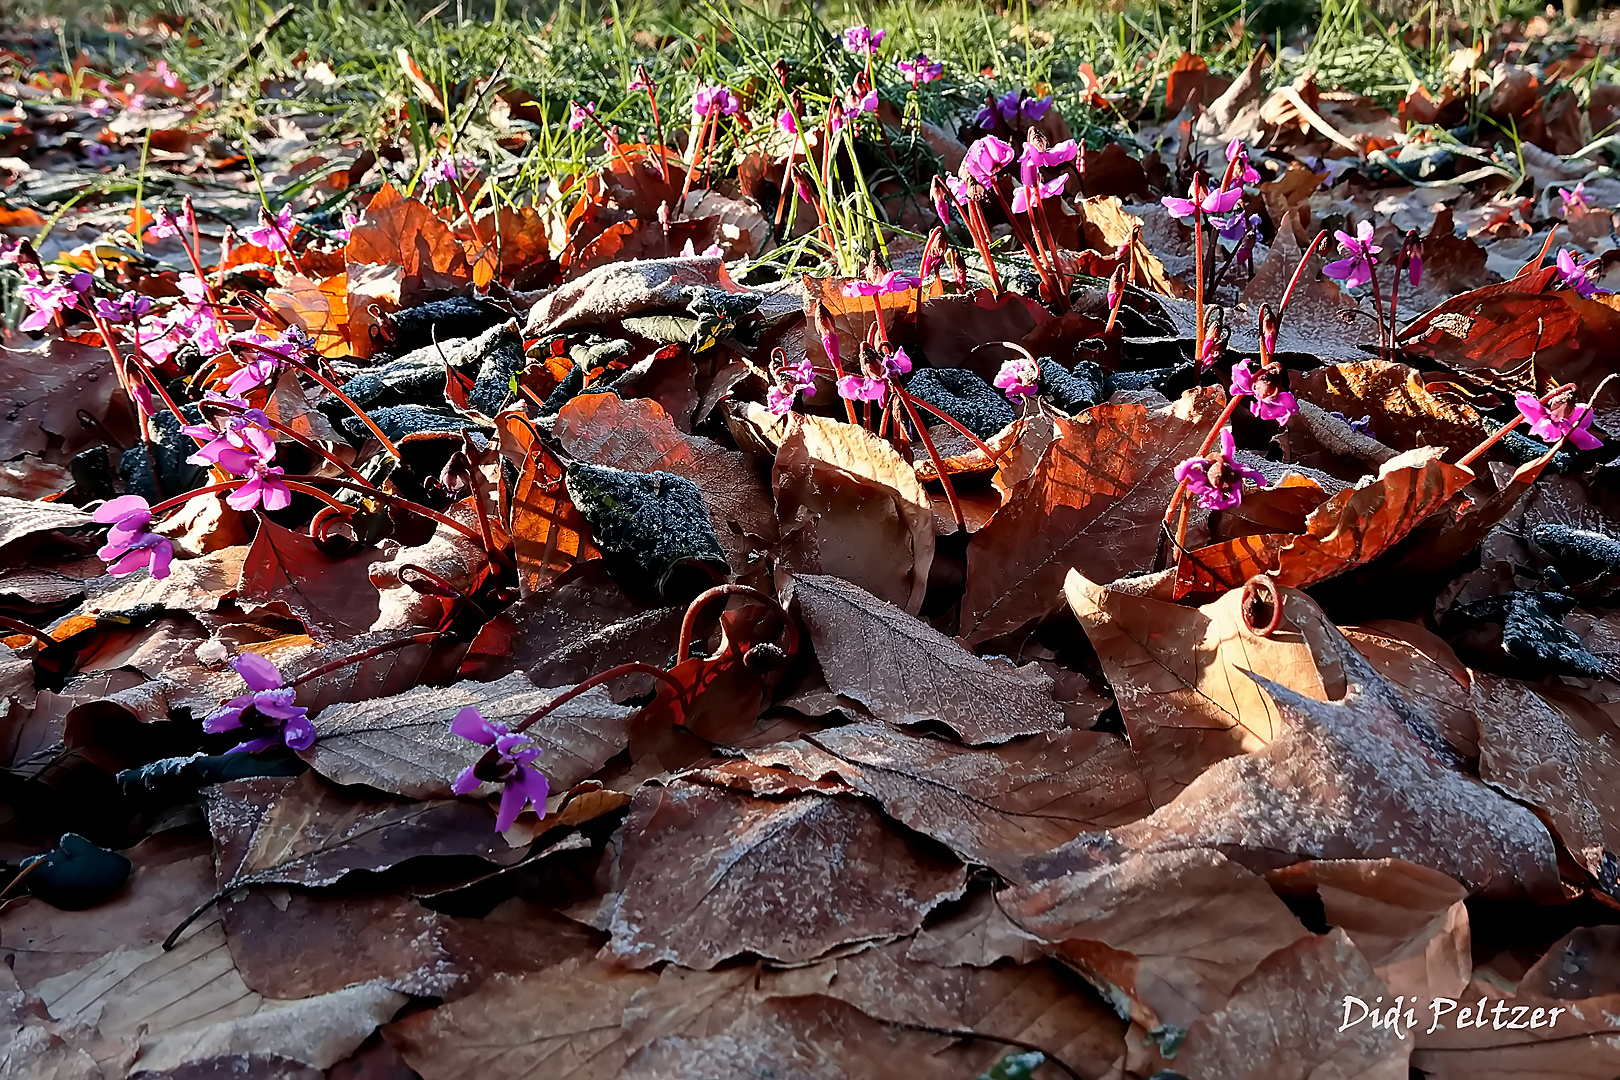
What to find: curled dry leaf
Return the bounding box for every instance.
[1291,359,1490,455]
[1266,858,1471,1002]
[1067,570,1343,800]
[1096,614,1562,900]
[773,416,935,615]
[304,671,633,799]
[1174,448,1476,599]
[793,573,1064,744]
[602,780,966,969]
[963,387,1223,644]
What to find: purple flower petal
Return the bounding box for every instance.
[232,651,284,691]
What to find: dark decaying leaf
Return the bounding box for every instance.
[205,772,529,892]
[793,573,1065,745]
[601,779,967,969]
[565,462,728,593]
[18,833,133,911]
[236,519,383,640]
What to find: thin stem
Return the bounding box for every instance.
[0,615,56,649]
[1367,261,1388,359]
[511,662,687,734]
[895,388,1005,465]
[1276,229,1329,322]
[290,631,444,686]
[898,390,966,530]
[676,584,797,663]
[289,361,404,461]
[206,403,375,488]
[1193,209,1206,367]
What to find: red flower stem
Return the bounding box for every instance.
[1193,208,1206,369]
[1454,383,1568,467]
[446,452,500,569]
[283,480,360,514]
[1366,262,1388,359]
[1276,230,1329,323]
[988,186,1056,297]
[511,662,687,734]
[288,360,405,461]
[0,614,56,649]
[290,631,444,687]
[894,387,1004,464]
[1387,263,1404,355]
[676,583,797,663]
[1520,223,1561,276]
[267,215,308,278]
[897,389,966,530]
[678,110,712,207]
[964,201,1004,296]
[643,79,671,185]
[148,476,496,554]
[120,346,208,449]
[204,402,374,488]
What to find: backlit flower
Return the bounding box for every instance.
[841,25,885,55]
[1230,359,1298,426]
[184,409,277,475]
[227,465,293,512]
[767,350,816,415]
[1011,175,1065,214]
[18,282,76,332]
[994,356,1039,399]
[1174,428,1267,510]
[203,653,313,754]
[837,345,910,402]
[450,707,549,832]
[1322,221,1381,290]
[1225,138,1260,184]
[1517,386,1602,450]
[246,204,294,250]
[842,270,920,297]
[1554,249,1606,299]
[1162,179,1243,222]
[976,90,1051,130]
[962,135,1014,184]
[93,494,173,579]
[692,84,740,117]
[567,100,596,132]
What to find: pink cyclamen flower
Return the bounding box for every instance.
[450,707,549,832]
[692,84,740,117]
[1012,175,1065,214]
[1560,183,1592,215]
[19,282,77,332]
[841,25,885,55]
[962,135,1015,184]
[628,69,655,93]
[837,346,911,403]
[767,352,817,415]
[567,100,596,132]
[678,239,724,258]
[1162,181,1244,222]
[203,653,313,754]
[1173,428,1267,511]
[1230,359,1298,426]
[842,270,921,297]
[994,356,1040,399]
[1516,388,1602,451]
[184,409,277,475]
[227,465,293,512]
[155,60,182,91]
[778,108,799,134]
[246,204,294,250]
[898,54,943,87]
[1019,138,1077,185]
[1225,138,1261,184]
[1555,249,1607,299]
[846,87,879,114]
[1322,221,1381,290]
[94,494,173,579]
[976,90,1051,130]
[92,293,152,323]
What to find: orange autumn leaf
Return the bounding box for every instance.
[510,445,600,595]
[345,182,470,284]
[266,273,352,358]
[1175,450,1476,598]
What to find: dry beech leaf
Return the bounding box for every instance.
[304,671,633,799]
[237,519,383,640]
[793,573,1064,744]
[346,182,471,286]
[1473,675,1620,893]
[206,772,527,892]
[748,720,1154,881]
[385,957,657,1080]
[1093,612,1562,901]
[774,415,935,614]
[0,495,94,549]
[1410,979,1620,1079]
[552,392,777,574]
[1175,448,1476,597]
[962,387,1222,644]
[1292,359,1489,454]
[1265,859,1471,1001]
[33,914,404,1074]
[1067,571,1343,801]
[1005,847,1312,1033]
[602,780,966,969]
[510,445,601,595]
[1168,930,1410,1080]
[1341,621,1480,759]
[906,887,1045,968]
